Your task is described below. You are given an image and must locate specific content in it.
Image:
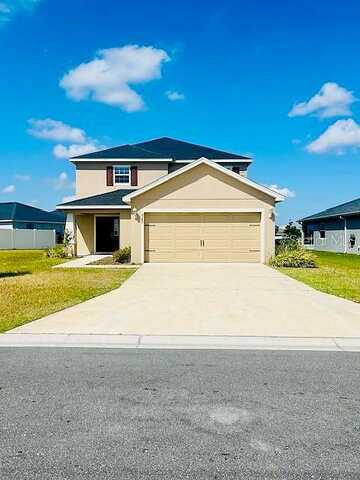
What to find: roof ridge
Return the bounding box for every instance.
[128,143,164,156]
[133,136,251,159]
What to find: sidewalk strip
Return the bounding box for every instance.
[1,333,360,351]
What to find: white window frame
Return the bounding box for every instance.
[114,165,130,185]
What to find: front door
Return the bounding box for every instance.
[96,216,119,253]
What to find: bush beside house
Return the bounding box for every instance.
[270,233,317,268]
[113,246,131,264]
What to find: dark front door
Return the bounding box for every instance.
[96,216,119,253]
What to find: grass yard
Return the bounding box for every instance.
[278,250,360,303]
[0,250,136,333]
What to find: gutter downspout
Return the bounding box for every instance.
[340,216,347,253]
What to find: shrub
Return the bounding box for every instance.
[275,236,302,255]
[270,249,317,268]
[113,246,131,264]
[45,245,68,258]
[283,221,302,240]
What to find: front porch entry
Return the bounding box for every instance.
[95,216,119,253]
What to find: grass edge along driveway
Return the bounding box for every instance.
[0,250,136,333]
[277,250,360,304]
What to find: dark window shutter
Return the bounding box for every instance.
[232,166,240,174]
[130,166,138,186]
[106,166,114,186]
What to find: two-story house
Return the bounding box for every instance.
[57,137,284,263]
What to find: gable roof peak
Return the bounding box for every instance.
[71,136,251,161]
[123,156,284,203]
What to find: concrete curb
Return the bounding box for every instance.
[1,333,360,351]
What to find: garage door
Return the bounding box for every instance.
[144,212,261,262]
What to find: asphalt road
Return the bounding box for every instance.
[1,348,360,479]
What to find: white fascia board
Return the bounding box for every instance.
[70,158,172,163]
[57,205,131,210]
[123,157,285,203]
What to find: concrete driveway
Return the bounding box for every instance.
[10,263,360,337]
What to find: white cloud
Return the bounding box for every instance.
[2,184,16,193]
[27,117,104,159]
[53,142,100,159]
[166,90,185,101]
[28,118,87,143]
[62,195,76,203]
[289,82,356,118]
[14,174,31,181]
[0,0,41,22]
[306,118,360,154]
[29,199,39,206]
[60,45,170,112]
[49,172,74,191]
[267,184,296,198]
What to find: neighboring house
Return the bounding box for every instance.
[57,137,284,263]
[0,202,66,241]
[275,225,285,245]
[300,197,360,255]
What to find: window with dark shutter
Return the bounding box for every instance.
[130,166,138,186]
[106,166,114,186]
[114,166,130,184]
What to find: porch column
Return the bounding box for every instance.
[65,213,76,256]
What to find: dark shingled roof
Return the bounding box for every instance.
[57,189,136,208]
[301,197,360,222]
[72,137,250,161]
[0,202,66,223]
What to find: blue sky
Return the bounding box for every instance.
[1,0,360,223]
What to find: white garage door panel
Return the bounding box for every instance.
[145,212,261,263]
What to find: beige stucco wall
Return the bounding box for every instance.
[119,210,131,248]
[75,214,94,256]
[169,162,248,177]
[74,210,131,255]
[129,164,276,263]
[74,161,168,197]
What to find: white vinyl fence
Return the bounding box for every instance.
[0,229,56,250]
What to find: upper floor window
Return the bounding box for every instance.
[114,165,130,184]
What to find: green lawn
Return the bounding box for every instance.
[278,250,360,303]
[0,250,136,333]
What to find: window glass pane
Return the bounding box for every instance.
[115,175,129,183]
[114,165,129,184]
[114,166,129,175]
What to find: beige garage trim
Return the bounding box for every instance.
[144,211,262,263]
